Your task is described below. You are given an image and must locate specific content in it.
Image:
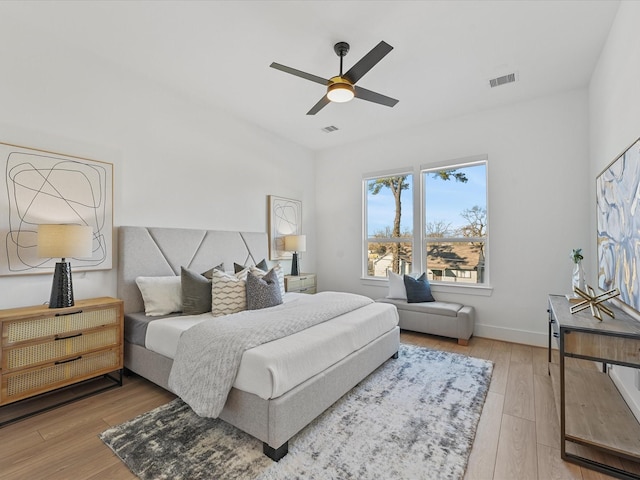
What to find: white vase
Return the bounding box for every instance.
[572,262,585,293]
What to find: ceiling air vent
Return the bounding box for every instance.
[321,125,339,133]
[489,72,517,88]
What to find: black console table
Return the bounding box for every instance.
[548,294,640,479]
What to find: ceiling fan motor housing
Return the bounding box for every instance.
[334,42,350,57]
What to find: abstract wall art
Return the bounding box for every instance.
[268,195,302,260]
[596,136,640,313]
[1,142,113,276]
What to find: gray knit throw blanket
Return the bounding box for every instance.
[168,292,373,418]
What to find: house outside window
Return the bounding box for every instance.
[363,171,414,278]
[363,156,488,287]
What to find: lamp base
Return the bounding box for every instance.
[290,252,299,276]
[49,261,74,308]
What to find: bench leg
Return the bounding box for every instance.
[458,338,469,346]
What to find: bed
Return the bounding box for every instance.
[117,226,400,460]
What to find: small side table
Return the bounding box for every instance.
[285,274,317,294]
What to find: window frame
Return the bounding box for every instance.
[361,156,491,295]
[420,155,489,287]
[362,167,416,280]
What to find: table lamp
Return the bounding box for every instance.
[38,224,93,308]
[284,235,306,276]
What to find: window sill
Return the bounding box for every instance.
[430,282,493,297]
[360,277,493,297]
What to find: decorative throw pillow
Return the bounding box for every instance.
[135,276,182,316]
[386,271,408,300]
[210,268,248,317]
[201,262,225,280]
[234,258,268,273]
[181,267,212,315]
[246,269,283,310]
[404,273,435,303]
[250,263,285,297]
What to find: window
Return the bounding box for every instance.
[423,159,487,285]
[363,157,488,287]
[364,172,414,278]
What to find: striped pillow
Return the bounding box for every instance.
[210,268,249,317]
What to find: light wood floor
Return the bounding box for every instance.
[0,332,621,480]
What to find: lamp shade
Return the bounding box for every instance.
[284,235,306,253]
[38,224,93,259]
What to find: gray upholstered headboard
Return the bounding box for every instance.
[117,226,269,314]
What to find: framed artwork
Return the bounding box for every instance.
[1,142,113,276]
[268,195,302,260]
[596,136,640,313]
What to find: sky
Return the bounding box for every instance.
[367,163,486,236]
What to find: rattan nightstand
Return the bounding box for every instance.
[0,297,124,426]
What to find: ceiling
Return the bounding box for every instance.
[2,1,620,152]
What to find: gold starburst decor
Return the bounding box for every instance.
[570,285,620,321]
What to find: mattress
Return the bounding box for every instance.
[144,298,398,400]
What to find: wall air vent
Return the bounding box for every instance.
[321,125,339,133]
[489,72,517,88]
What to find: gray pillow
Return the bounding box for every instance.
[246,269,282,310]
[234,258,268,273]
[404,273,435,303]
[201,263,225,280]
[181,267,212,315]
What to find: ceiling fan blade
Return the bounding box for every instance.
[306,96,331,115]
[270,62,330,86]
[354,86,399,107]
[343,41,393,85]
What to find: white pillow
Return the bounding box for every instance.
[386,271,407,300]
[135,276,182,316]
[211,268,249,317]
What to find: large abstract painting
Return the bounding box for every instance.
[1,142,113,276]
[268,195,302,260]
[597,136,640,313]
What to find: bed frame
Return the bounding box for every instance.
[117,226,400,460]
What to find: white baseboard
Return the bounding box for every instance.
[474,323,549,347]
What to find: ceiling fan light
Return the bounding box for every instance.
[327,82,355,103]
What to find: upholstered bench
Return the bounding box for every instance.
[376,298,475,346]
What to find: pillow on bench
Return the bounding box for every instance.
[386,272,435,303]
[403,273,435,303]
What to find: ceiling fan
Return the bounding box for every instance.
[270,41,399,115]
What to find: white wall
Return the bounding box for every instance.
[0,24,315,309]
[589,0,640,419]
[315,90,591,346]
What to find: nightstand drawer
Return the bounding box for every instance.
[2,306,120,346]
[3,325,120,372]
[296,286,317,294]
[2,347,121,404]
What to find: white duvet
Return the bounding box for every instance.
[145,293,398,400]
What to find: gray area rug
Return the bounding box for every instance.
[100,344,493,480]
